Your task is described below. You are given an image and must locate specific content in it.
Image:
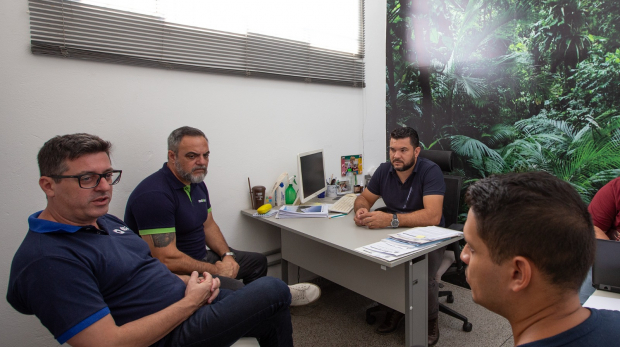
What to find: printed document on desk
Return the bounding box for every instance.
[390,226,462,244]
[276,204,328,219]
[355,239,441,261]
[355,226,462,261]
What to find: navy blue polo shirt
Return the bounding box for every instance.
[519,309,620,346]
[125,163,212,260]
[6,212,185,344]
[366,157,446,227]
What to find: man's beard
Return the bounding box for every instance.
[392,157,416,172]
[175,161,207,183]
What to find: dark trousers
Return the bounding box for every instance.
[427,247,446,320]
[204,247,268,291]
[156,276,293,347]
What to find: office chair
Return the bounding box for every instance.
[418,149,472,332]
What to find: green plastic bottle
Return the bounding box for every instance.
[285,176,297,204]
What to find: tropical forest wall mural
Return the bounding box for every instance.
[386,0,620,217]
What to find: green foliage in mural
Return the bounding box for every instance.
[386,0,620,207]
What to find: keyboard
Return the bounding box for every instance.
[329,194,357,214]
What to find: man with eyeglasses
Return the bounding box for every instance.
[6,133,293,347]
[353,127,446,345]
[124,126,320,305]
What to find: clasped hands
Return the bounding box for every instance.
[354,208,391,229]
[214,256,240,279]
[185,271,220,307]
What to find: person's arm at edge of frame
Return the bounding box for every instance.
[594,225,611,240]
[141,232,221,276]
[67,271,220,347]
[588,179,619,240]
[202,211,240,279]
[354,189,379,226]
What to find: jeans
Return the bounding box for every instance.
[156,276,293,347]
[204,247,269,291]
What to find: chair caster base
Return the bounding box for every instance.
[463,321,473,332]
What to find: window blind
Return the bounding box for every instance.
[28,0,365,87]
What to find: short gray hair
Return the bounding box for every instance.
[167,126,208,154]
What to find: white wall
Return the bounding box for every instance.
[0,1,386,345]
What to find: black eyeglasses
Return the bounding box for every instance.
[49,170,122,189]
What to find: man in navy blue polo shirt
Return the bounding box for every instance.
[354,127,446,345]
[125,126,320,305]
[6,133,293,346]
[461,172,620,346]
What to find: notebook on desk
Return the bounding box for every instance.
[592,239,620,293]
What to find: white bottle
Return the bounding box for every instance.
[276,182,286,205]
[346,168,355,193]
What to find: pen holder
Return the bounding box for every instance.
[251,186,266,209]
[326,185,337,198]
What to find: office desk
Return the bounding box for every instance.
[584,290,620,311]
[241,206,462,347]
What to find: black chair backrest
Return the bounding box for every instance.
[442,175,462,228]
[418,150,454,172]
[418,150,461,228]
[419,150,465,272]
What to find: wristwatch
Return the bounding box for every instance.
[391,213,399,228]
[222,251,236,260]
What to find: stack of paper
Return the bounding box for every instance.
[389,226,463,245]
[357,240,440,261]
[355,226,462,261]
[276,205,328,219]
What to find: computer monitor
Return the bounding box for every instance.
[297,149,327,204]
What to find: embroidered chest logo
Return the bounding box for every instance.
[198,199,207,203]
[112,226,130,234]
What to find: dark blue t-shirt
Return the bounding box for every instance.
[518,308,620,346]
[125,163,212,260]
[6,212,185,344]
[367,158,446,226]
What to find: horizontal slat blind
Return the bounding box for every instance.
[28,0,365,87]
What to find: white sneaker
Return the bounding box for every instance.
[289,283,321,306]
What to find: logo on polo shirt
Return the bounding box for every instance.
[198,199,206,203]
[112,226,130,234]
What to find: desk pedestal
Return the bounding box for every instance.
[281,230,429,347]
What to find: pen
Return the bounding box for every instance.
[329,213,346,219]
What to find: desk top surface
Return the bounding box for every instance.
[584,290,620,311]
[241,198,462,267]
